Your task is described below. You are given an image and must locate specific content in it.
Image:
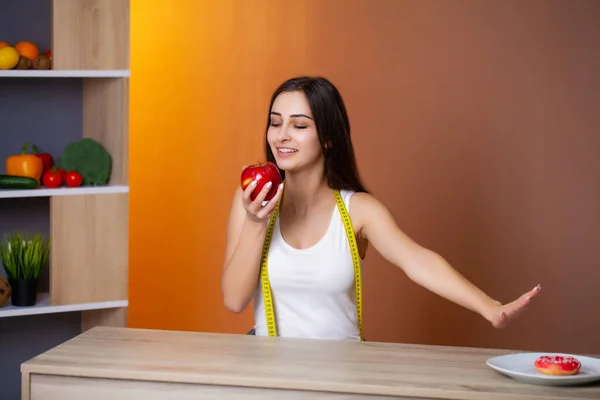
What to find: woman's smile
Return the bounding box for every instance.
[277,147,298,158]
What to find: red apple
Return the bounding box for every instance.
[241,162,282,201]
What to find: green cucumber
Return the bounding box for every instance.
[0,175,40,190]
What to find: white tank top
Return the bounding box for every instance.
[253,189,362,341]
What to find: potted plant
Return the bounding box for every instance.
[0,232,49,307]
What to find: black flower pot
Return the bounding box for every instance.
[8,278,39,307]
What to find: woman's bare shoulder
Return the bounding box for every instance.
[348,192,384,229]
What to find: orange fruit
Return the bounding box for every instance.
[0,41,10,48]
[14,41,39,60]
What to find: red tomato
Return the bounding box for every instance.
[64,171,83,187]
[42,168,62,188]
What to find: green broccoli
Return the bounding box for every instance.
[56,138,113,186]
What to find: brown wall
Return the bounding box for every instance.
[129,0,600,354]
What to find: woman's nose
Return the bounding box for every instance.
[277,125,291,141]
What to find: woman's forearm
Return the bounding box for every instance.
[405,249,501,322]
[221,218,268,313]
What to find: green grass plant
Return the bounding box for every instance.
[0,232,49,280]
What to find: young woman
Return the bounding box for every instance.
[221,76,541,341]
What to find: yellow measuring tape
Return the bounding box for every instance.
[259,189,365,341]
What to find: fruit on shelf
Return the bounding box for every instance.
[5,143,43,180]
[31,144,54,174]
[55,138,112,186]
[14,41,39,60]
[0,41,51,70]
[0,175,40,190]
[241,161,282,201]
[64,171,83,187]
[0,276,11,307]
[32,54,51,70]
[15,55,32,70]
[42,167,62,189]
[0,46,20,70]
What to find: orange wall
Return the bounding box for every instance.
[129,1,600,354]
[128,0,313,333]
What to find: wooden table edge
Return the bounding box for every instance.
[20,362,584,400]
[19,327,600,400]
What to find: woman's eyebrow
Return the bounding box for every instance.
[270,111,313,120]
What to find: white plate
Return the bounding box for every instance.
[486,352,600,386]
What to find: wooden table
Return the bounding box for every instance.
[21,326,600,400]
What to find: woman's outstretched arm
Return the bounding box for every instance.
[351,193,541,328]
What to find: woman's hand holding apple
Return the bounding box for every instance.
[240,162,284,223]
[242,178,284,223]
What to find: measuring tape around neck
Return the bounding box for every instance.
[259,189,365,341]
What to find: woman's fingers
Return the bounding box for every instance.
[508,284,541,314]
[246,181,275,214]
[241,180,258,204]
[256,183,284,219]
[241,178,284,223]
[526,284,542,300]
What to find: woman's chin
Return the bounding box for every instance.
[273,159,294,171]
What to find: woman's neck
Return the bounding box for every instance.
[281,168,330,217]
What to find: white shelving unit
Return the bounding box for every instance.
[0,185,129,199]
[0,0,130,330]
[0,70,130,78]
[0,292,128,318]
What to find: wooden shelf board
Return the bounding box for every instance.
[0,292,127,318]
[0,185,129,199]
[0,70,130,78]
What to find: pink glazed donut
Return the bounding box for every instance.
[534,355,581,376]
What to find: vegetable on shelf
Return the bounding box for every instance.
[55,167,66,181]
[55,138,112,186]
[64,171,83,187]
[42,167,62,188]
[32,144,54,174]
[0,175,40,190]
[5,143,43,180]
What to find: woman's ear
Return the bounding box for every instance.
[324,140,333,150]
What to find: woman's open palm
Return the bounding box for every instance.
[490,284,542,328]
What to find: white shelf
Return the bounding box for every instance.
[0,185,129,199]
[0,292,128,318]
[0,70,130,78]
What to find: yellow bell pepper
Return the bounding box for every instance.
[6,143,43,180]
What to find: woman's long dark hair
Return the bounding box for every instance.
[265,76,368,193]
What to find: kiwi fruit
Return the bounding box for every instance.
[33,54,51,70]
[15,55,32,69]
